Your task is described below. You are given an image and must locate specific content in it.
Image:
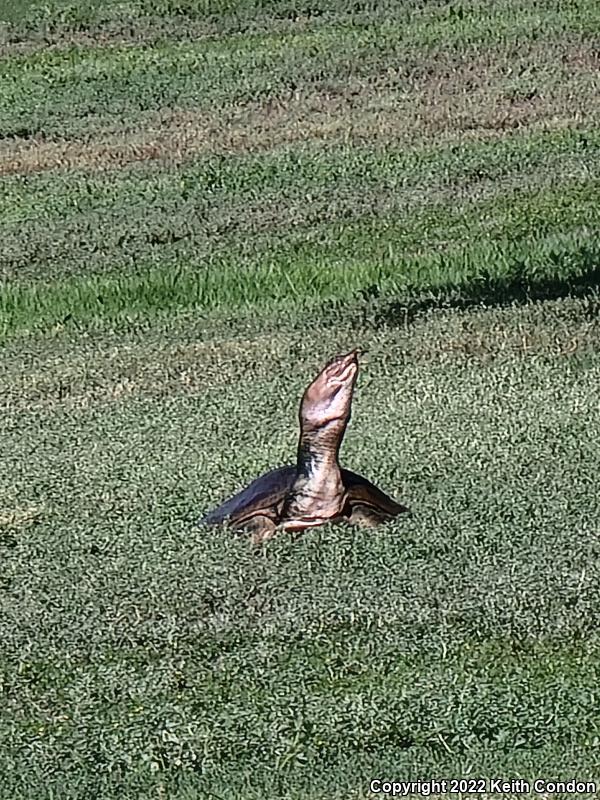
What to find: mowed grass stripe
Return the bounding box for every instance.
[0,0,458,31]
[3,125,599,226]
[2,131,599,282]
[2,295,599,413]
[1,0,599,138]
[1,168,599,284]
[1,40,598,176]
[1,223,598,338]
[2,0,585,30]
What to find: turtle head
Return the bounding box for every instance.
[299,350,359,432]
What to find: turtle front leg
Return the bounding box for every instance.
[244,515,278,545]
[346,504,394,528]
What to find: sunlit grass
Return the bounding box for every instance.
[1,0,600,796]
[1,297,599,797]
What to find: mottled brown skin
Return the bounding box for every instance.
[198,350,409,543]
[280,351,359,535]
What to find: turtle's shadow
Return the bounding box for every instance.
[346,244,600,329]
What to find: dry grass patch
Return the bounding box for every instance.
[0,12,330,58]
[0,505,44,531]
[1,44,598,176]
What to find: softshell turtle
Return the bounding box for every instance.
[199,350,409,542]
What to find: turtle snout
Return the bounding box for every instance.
[328,350,359,378]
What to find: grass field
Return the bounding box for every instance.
[1,0,600,797]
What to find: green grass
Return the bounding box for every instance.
[1,0,600,796]
[0,0,413,28]
[3,0,598,37]
[2,127,600,333]
[1,0,599,138]
[2,227,600,339]
[3,126,599,229]
[1,299,600,798]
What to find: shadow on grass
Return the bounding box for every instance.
[355,244,600,329]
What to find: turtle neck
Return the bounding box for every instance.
[281,421,348,529]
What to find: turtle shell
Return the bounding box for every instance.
[199,466,408,531]
[198,465,296,527]
[340,469,409,526]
